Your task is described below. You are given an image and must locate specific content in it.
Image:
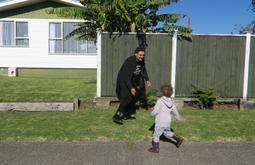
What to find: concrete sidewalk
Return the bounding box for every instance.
[0,141,254,165]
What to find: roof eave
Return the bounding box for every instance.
[0,0,83,12]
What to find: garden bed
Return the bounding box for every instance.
[183,98,241,110]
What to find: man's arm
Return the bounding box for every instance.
[143,63,152,87]
[143,63,149,81]
[122,60,133,90]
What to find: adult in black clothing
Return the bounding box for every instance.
[113,47,152,125]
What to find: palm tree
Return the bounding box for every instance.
[47,0,191,40]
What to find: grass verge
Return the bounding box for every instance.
[0,110,254,142]
[0,77,96,102]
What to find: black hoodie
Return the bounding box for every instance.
[116,55,149,98]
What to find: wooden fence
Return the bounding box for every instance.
[98,33,254,98]
[100,33,173,97]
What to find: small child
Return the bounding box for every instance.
[148,85,184,153]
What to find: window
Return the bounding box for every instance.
[49,22,96,55]
[0,21,29,47]
[16,22,29,46]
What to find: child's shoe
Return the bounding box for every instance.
[148,141,159,153]
[172,134,184,148]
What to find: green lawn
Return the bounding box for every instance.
[0,77,96,102]
[0,77,255,142]
[0,110,254,142]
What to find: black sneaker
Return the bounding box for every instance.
[112,116,123,125]
[123,115,136,120]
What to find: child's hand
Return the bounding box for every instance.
[179,116,186,121]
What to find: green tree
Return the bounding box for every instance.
[48,0,191,40]
[240,0,255,33]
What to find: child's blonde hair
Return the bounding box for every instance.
[160,85,173,97]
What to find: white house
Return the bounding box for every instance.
[0,0,97,77]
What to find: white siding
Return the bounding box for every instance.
[0,18,97,69]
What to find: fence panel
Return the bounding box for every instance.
[101,33,172,97]
[248,36,255,98]
[101,34,247,98]
[176,35,246,98]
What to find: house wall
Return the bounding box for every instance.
[0,1,97,70]
[0,18,97,69]
[17,68,96,79]
[0,67,8,76]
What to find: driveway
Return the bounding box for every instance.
[0,141,254,165]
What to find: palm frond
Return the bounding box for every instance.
[156,13,184,23]
[162,24,192,40]
[65,22,97,40]
[147,0,180,8]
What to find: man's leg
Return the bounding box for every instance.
[112,111,123,125]
[138,87,148,110]
[113,94,133,124]
[123,97,136,120]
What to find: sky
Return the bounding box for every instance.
[158,0,254,34]
[0,0,254,34]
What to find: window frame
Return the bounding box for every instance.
[48,21,97,56]
[0,20,29,47]
[15,21,29,47]
[49,22,63,54]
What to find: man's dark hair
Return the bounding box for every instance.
[160,85,173,97]
[134,47,145,54]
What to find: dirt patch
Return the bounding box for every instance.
[215,136,244,142]
[96,136,112,142]
[184,99,240,110]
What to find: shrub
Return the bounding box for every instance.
[146,88,158,107]
[191,85,220,109]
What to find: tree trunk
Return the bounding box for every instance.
[130,22,136,32]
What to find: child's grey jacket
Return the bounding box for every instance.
[151,96,180,128]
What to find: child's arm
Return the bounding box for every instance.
[151,100,161,116]
[171,102,181,121]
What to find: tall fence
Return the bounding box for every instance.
[176,35,246,98]
[99,33,173,97]
[249,37,255,98]
[97,32,255,98]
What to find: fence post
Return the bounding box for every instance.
[171,30,178,97]
[96,31,102,97]
[242,32,251,100]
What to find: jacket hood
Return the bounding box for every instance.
[161,96,173,109]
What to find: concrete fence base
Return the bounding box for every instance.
[93,97,187,110]
[0,103,74,112]
[240,99,255,111]
[1,98,254,112]
[93,97,255,111]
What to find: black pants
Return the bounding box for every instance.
[135,86,148,109]
[115,82,137,117]
[117,93,136,117]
